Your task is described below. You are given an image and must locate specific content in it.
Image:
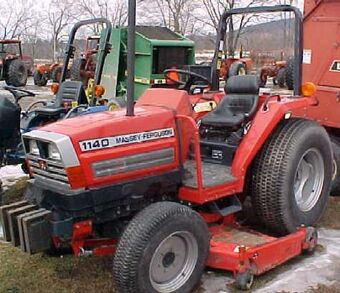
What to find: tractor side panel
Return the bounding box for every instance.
[231,98,315,179]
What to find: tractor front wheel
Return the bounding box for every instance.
[6,59,28,87]
[251,119,332,235]
[113,202,209,293]
[33,70,48,86]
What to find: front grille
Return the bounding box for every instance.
[27,155,69,186]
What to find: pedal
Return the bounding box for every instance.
[0,200,29,241]
[209,195,242,217]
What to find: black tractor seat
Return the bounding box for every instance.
[33,81,88,116]
[201,75,259,128]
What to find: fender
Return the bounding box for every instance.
[231,96,317,183]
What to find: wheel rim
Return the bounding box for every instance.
[332,158,337,181]
[149,231,198,293]
[238,67,246,76]
[294,148,325,212]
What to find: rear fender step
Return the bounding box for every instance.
[208,195,242,217]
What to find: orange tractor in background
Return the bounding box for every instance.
[33,63,64,86]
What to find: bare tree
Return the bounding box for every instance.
[139,0,199,35]
[0,0,36,39]
[47,0,77,62]
[76,0,128,30]
[201,0,269,56]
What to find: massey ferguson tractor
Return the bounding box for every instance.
[0,1,337,292]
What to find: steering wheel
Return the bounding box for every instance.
[3,86,36,103]
[164,69,212,93]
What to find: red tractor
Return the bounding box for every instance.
[70,36,100,85]
[218,47,253,80]
[0,3,335,292]
[0,39,28,87]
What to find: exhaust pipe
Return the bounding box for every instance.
[126,0,136,117]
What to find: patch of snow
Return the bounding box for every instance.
[200,229,340,293]
[0,165,27,191]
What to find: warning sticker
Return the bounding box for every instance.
[330,60,340,72]
[79,128,174,152]
[303,49,312,64]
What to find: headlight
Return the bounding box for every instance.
[48,144,61,161]
[29,140,39,155]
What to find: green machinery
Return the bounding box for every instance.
[100,26,195,104]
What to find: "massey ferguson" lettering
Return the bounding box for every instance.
[79,128,174,152]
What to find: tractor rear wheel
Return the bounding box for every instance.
[277,67,286,88]
[331,140,340,196]
[251,119,332,235]
[33,70,48,86]
[285,58,294,90]
[6,59,28,87]
[113,202,209,293]
[71,58,86,81]
[51,66,62,83]
[229,61,246,77]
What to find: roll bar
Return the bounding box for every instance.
[59,18,112,87]
[211,5,303,96]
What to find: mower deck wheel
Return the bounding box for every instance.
[304,227,318,254]
[235,269,254,290]
[113,201,209,293]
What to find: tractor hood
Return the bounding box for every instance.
[23,105,179,189]
[40,105,176,147]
